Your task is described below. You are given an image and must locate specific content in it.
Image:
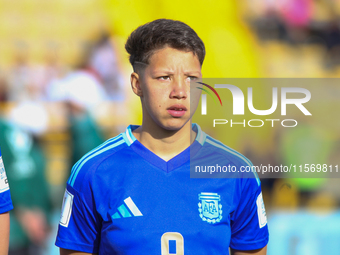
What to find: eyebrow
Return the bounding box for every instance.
[184,71,201,75]
[150,71,202,77]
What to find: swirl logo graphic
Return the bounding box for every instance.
[196,82,222,107]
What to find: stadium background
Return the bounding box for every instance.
[0,0,339,254]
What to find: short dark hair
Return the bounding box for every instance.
[125,19,205,71]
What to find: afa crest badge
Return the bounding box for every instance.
[198,192,222,224]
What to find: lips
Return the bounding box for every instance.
[167,105,187,117]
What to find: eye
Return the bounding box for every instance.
[187,76,198,82]
[158,76,170,81]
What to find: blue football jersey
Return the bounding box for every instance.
[56,124,269,254]
[0,148,13,214]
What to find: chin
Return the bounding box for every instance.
[161,119,190,131]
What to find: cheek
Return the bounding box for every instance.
[142,82,169,110]
[148,90,167,107]
[188,90,201,114]
[190,89,202,103]
[143,92,164,110]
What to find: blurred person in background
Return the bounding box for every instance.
[46,40,107,167]
[6,42,32,102]
[65,91,106,168]
[0,147,14,255]
[46,39,108,109]
[0,107,52,255]
[0,70,8,102]
[322,18,340,68]
[7,41,65,102]
[89,32,125,101]
[278,0,312,43]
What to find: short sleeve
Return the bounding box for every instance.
[55,182,101,253]
[230,178,269,251]
[0,190,13,214]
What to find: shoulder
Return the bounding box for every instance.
[67,133,127,190]
[199,133,260,187]
[203,134,253,168]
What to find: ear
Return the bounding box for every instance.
[131,72,143,97]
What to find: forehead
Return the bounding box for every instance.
[147,47,201,70]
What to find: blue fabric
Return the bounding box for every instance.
[169,240,176,254]
[0,148,13,214]
[56,124,269,254]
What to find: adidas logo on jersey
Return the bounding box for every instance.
[112,197,143,219]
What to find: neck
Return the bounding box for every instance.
[132,121,196,161]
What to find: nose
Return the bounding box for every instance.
[169,77,188,99]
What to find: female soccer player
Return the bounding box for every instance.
[56,19,269,255]
[0,148,13,255]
